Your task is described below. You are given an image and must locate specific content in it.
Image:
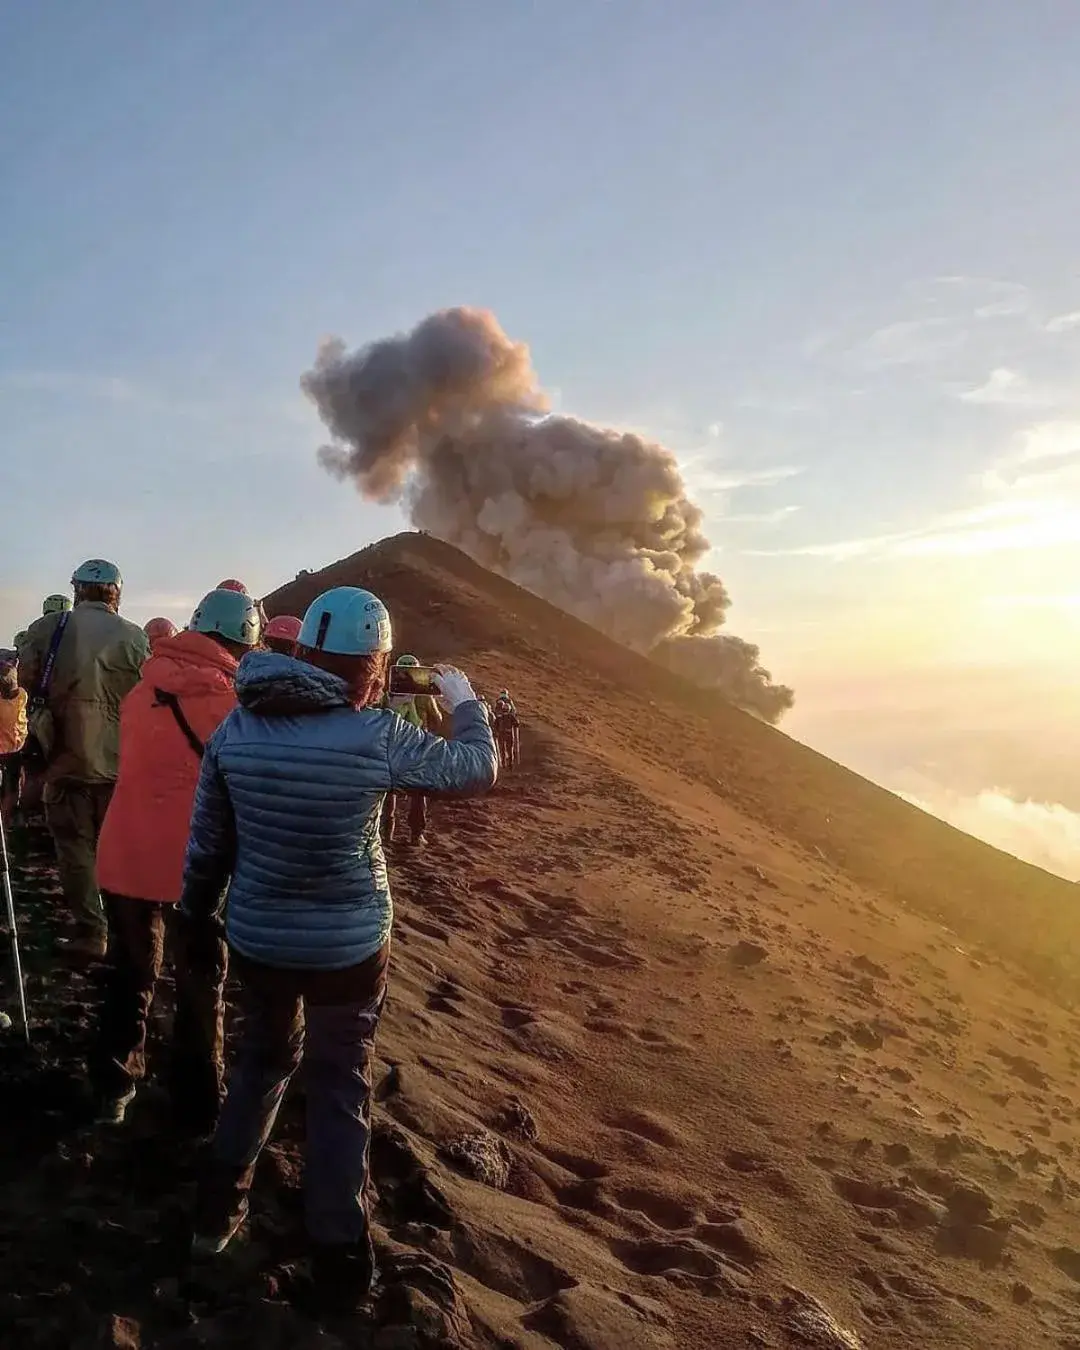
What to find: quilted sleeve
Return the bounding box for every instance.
[179,725,237,922]
[386,699,497,794]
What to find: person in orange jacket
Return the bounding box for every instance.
[89,588,262,1127]
[0,649,28,824]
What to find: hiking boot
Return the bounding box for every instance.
[411,832,428,848]
[95,1088,136,1126]
[60,929,108,961]
[311,1237,376,1315]
[192,1197,249,1256]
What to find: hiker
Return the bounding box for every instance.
[492,689,520,769]
[180,585,496,1311]
[90,589,262,1127]
[263,614,302,656]
[0,649,28,824]
[382,653,444,847]
[143,617,178,652]
[18,561,150,959]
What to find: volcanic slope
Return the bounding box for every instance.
[275,533,1080,1346]
[2,533,1080,1348]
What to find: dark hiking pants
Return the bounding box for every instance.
[91,893,227,1132]
[200,946,388,1248]
[44,781,114,941]
[383,790,428,841]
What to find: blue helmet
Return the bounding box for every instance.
[72,559,122,588]
[189,588,262,647]
[298,587,392,656]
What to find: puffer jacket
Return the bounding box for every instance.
[180,652,498,971]
[96,631,240,904]
[0,688,28,756]
[19,603,149,783]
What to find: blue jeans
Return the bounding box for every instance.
[203,948,387,1246]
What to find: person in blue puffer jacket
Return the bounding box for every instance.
[178,585,496,1312]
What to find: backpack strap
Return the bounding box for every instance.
[153,688,205,757]
[31,611,71,709]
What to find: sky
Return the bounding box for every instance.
[3,1,1080,874]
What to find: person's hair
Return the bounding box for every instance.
[263,636,297,657]
[295,646,389,708]
[205,631,255,662]
[74,582,120,611]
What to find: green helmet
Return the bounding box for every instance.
[395,653,420,667]
[72,558,122,588]
[13,630,29,649]
[189,588,262,647]
[43,594,72,616]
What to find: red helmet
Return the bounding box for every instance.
[217,578,248,594]
[143,617,178,647]
[265,615,303,642]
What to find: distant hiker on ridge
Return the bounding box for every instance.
[492,688,519,769]
[382,653,444,847]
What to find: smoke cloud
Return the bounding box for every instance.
[302,307,793,721]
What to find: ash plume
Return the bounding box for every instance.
[302,307,793,721]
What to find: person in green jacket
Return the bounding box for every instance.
[382,654,443,846]
[19,559,150,958]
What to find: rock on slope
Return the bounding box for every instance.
[1,532,1079,1348]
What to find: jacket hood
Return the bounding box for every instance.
[235,651,353,715]
[143,629,239,698]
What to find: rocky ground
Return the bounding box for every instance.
[1,533,1079,1348]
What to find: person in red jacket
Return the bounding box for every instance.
[90,587,262,1127]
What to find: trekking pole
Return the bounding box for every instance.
[0,799,30,1044]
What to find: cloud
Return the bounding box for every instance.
[684,463,803,492]
[719,505,801,525]
[1015,419,1080,464]
[1046,310,1080,334]
[984,592,1080,614]
[754,495,1080,562]
[957,367,1054,408]
[835,276,1040,377]
[765,412,1080,563]
[856,318,968,369]
[899,782,1080,882]
[928,275,1031,319]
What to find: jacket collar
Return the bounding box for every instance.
[235,651,353,715]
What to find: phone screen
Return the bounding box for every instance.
[390,666,438,696]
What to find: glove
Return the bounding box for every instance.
[433,664,477,713]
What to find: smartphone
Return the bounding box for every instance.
[389,665,439,697]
